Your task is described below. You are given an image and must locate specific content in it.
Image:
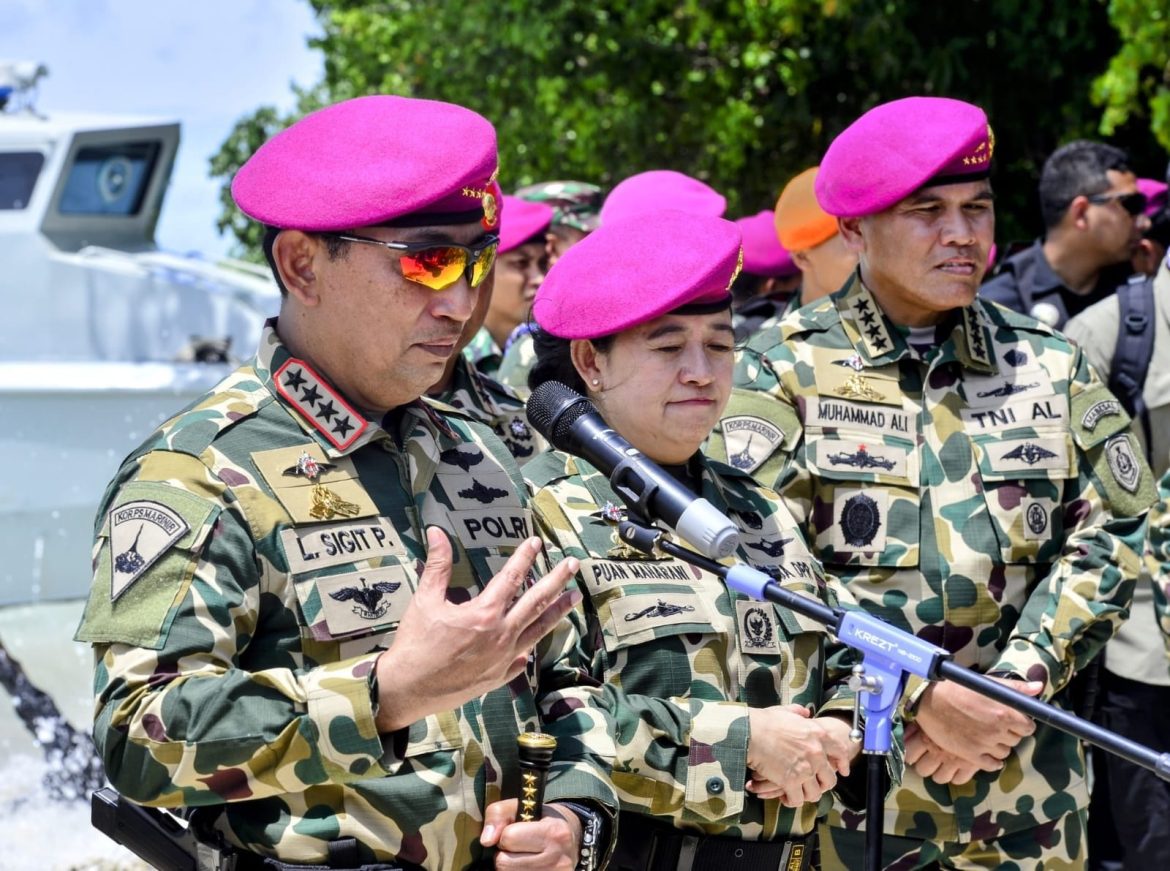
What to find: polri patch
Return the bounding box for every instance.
[109,501,190,601]
[737,600,780,655]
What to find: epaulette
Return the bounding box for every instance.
[706,456,756,483]
[423,394,473,421]
[791,296,843,334]
[480,373,527,410]
[129,372,272,462]
[521,449,578,490]
[978,297,1065,340]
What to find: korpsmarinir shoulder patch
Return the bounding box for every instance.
[108,500,190,601]
[715,389,801,474]
[76,480,220,650]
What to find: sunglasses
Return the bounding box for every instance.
[329,232,499,290]
[1085,191,1148,217]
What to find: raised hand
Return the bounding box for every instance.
[374,528,580,731]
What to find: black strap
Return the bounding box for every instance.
[610,812,813,871]
[1109,275,1155,460]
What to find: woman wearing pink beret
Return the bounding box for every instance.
[522,209,876,869]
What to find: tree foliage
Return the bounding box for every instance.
[1093,0,1170,154]
[211,0,1164,260]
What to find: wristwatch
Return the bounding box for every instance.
[553,800,608,871]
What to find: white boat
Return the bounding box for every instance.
[0,62,275,867]
[0,61,279,607]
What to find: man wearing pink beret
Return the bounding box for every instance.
[730,210,803,340]
[721,96,1155,869]
[431,196,550,463]
[463,195,554,376]
[981,141,1149,329]
[76,95,617,870]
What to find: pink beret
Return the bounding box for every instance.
[736,211,798,277]
[499,195,553,253]
[816,97,994,217]
[600,170,726,225]
[533,210,742,340]
[1138,178,1168,217]
[232,95,500,231]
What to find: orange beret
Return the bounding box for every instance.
[774,167,838,251]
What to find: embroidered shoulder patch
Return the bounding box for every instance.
[108,501,190,601]
[722,415,784,473]
[737,600,780,655]
[76,480,219,650]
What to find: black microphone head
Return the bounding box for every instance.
[526,381,594,450]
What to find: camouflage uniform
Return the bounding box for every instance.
[524,450,874,850]
[1144,475,1170,638]
[75,323,616,868]
[712,278,1153,868]
[432,353,546,463]
[496,329,537,398]
[462,325,502,376]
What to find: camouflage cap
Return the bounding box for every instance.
[515,180,603,233]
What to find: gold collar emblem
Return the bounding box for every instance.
[309,484,360,521]
[833,372,887,403]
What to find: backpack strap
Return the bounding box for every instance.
[1109,275,1155,459]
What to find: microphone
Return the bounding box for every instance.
[527,381,739,559]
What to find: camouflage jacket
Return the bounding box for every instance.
[431,354,546,463]
[1144,471,1170,638]
[524,450,860,840]
[462,326,502,376]
[75,323,616,868]
[496,328,537,399]
[712,278,1153,844]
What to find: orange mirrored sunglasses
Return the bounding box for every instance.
[329,232,499,290]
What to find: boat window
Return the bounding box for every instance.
[58,141,160,216]
[0,151,45,209]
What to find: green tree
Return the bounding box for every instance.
[211,0,1160,260]
[1093,0,1170,155]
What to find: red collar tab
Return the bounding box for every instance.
[274,358,368,451]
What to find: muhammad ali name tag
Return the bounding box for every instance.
[736,600,781,655]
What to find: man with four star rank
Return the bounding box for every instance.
[714,96,1155,869]
[75,95,617,871]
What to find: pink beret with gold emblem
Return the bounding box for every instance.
[1138,178,1168,218]
[232,95,500,231]
[816,97,994,218]
[499,195,554,253]
[736,211,798,277]
[533,210,742,340]
[600,170,727,225]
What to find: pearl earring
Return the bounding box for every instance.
[591,379,600,386]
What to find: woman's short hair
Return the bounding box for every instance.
[528,328,614,395]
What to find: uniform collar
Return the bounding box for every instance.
[443,354,506,419]
[253,319,458,457]
[835,277,994,373]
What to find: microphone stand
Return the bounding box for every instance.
[615,520,1170,871]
